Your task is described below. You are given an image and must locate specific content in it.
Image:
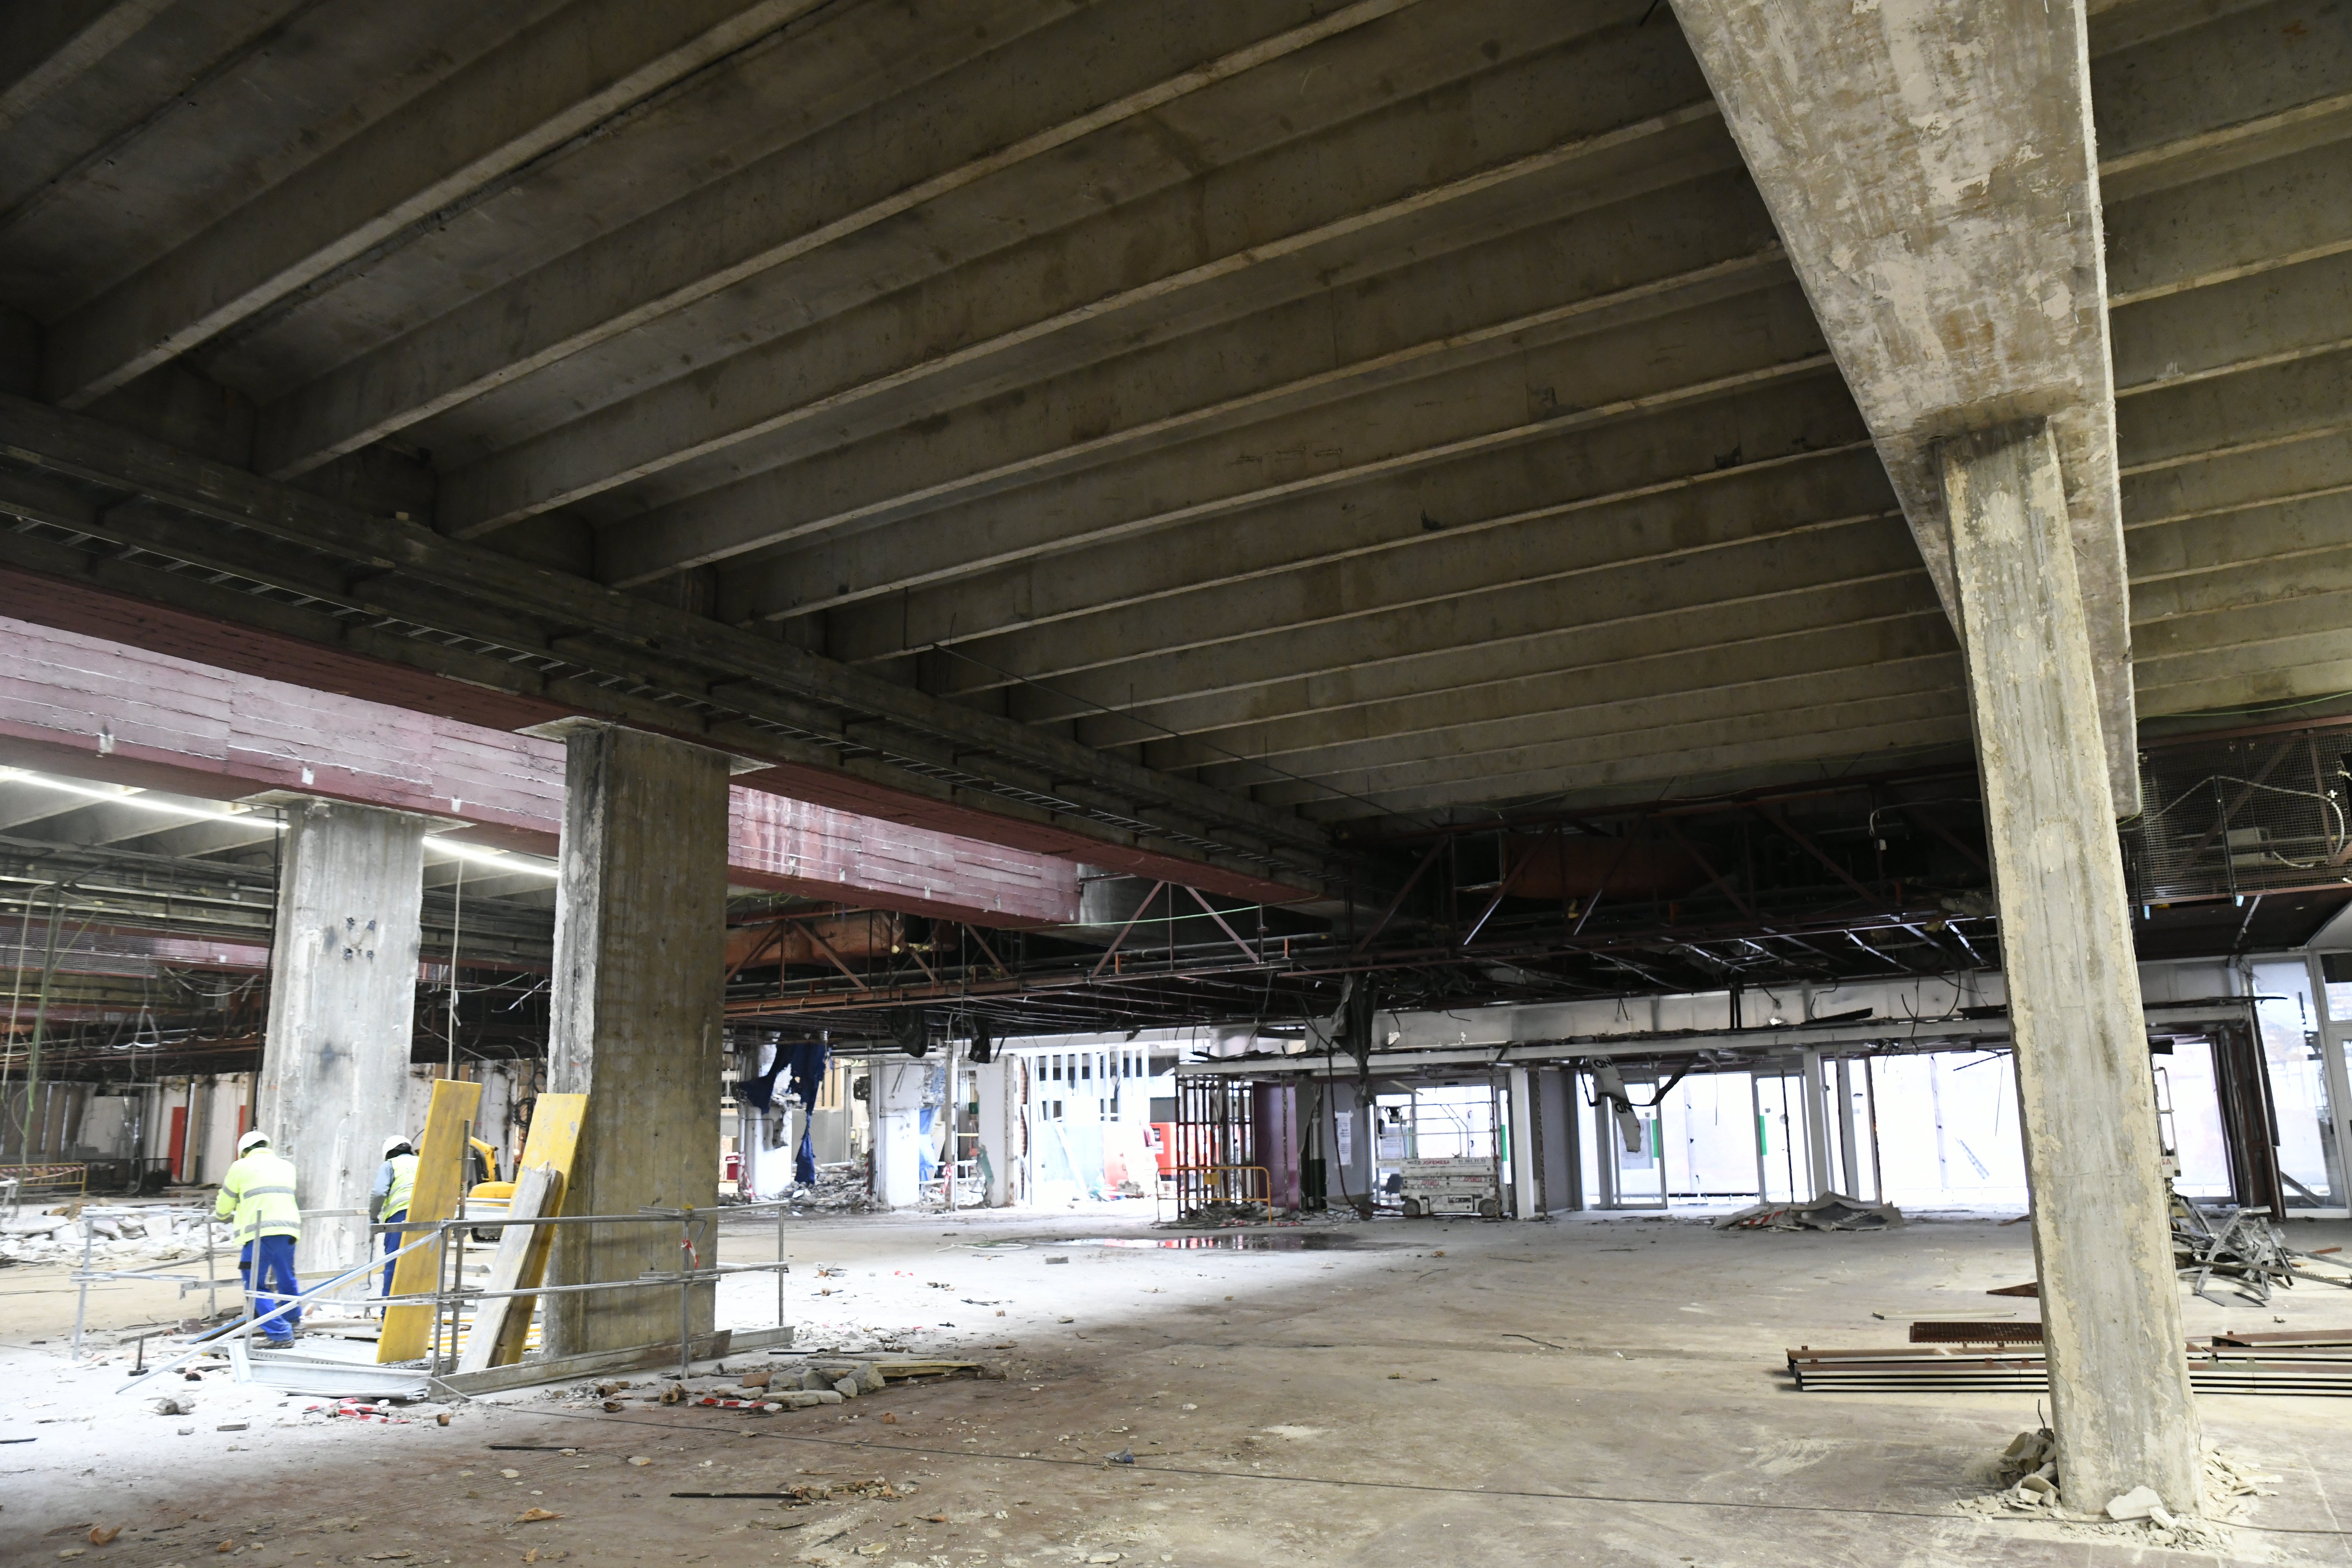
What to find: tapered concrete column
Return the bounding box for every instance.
[254,798,431,1276]
[1943,422,2200,1513]
[544,722,731,1357]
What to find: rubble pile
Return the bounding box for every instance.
[781,1163,882,1214]
[1715,1193,1904,1232]
[1960,1427,2279,1550]
[0,1205,231,1267]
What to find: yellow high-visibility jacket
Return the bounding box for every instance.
[378,1152,419,1218]
[215,1149,301,1244]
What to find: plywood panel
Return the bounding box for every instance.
[486,1091,586,1366]
[377,1076,484,1364]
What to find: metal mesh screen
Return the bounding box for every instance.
[2133,729,2352,903]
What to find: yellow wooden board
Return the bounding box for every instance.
[378,1077,484,1363]
[487,1091,586,1366]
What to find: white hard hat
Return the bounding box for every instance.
[236,1129,270,1154]
[383,1133,414,1157]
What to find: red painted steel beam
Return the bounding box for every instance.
[0,604,1079,926]
[0,564,1299,906]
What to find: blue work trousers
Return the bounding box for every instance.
[381,1209,407,1299]
[240,1234,301,1339]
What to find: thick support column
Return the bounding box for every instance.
[1834,1059,1864,1199]
[1539,1069,1582,1212]
[254,798,430,1276]
[1944,422,2200,1513]
[870,1059,927,1209]
[1326,1079,1374,1216]
[544,723,730,1358]
[1800,1049,1832,1199]
[1506,1067,1540,1219]
[974,1058,1017,1207]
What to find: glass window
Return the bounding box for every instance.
[2158,1038,2234,1200]
[2322,952,2352,1023]
[2252,958,2337,1207]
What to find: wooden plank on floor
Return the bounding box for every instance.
[453,1161,560,1375]
[378,1077,484,1364]
[487,1091,586,1366]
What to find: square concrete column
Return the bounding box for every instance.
[1943,422,2201,1513]
[974,1057,1017,1206]
[254,798,431,1276]
[1506,1066,1540,1218]
[870,1058,928,1208]
[1800,1049,1832,1198]
[1325,1078,1373,1215]
[543,722,732,1357]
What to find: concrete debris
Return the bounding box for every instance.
[776,1162,881,1214]
[2,1205,232,1266]
[1963,1430,2276,1550]
[1717,1193,1904,1231]
[149,1396,193,1416]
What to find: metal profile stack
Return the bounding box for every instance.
[1787,1329,2352,1396]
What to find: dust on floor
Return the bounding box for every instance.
[6,1207,2352,1566]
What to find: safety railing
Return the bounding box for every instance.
[107,1199,798,1392]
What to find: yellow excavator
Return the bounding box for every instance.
[464,1136,512,1241]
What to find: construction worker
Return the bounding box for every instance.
[215,1129,301,1345]
[370,1133,419,1301]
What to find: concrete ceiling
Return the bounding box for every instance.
[0,0,2345,894]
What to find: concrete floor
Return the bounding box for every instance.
[7,1206,2352,1566]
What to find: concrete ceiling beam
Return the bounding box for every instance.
[1151,614,1960,782]
[1197,650,1966,800]
[40,0,833,408]
[2106,137,2352,307]
[249,0,1429,479]
[2129,490,2352,615]
[1669,0,2137,817]
[1111,581,1951,764]
[0,396,1342,896]
[735,280,1830,632]
[2114,249,2352,398]
[2135,620,2352,717]
[431,22,1718,534]
[0,0,173,134]
[414,0,1655,492]
[2123,427,2352,530]
[996,517,1930,727]
[2090,0,2352,202]
[608,168,1780,591]
[1291,709,1972,822]
[2116,348,2352,476]
[2135,587,2352,697]
[822,369,1869,684]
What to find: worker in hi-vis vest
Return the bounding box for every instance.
[370,1133,419,1302]
[215,1128,302,1344]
